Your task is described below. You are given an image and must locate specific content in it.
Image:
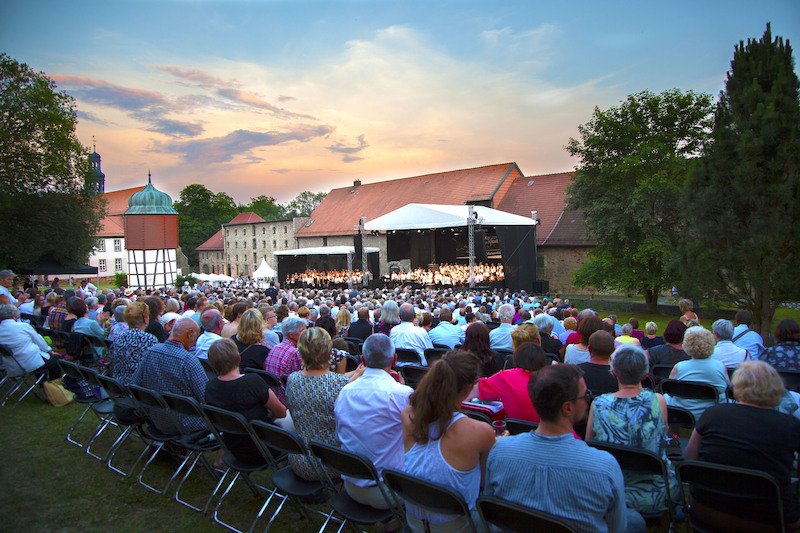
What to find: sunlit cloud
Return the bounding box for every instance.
[216,88,317,120]
[152,64,237,88]
[327,134,368,162]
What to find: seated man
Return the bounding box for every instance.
[485,364,645,533]
[579,330,619,396]
[427,307,465,349]
[194,309,224,360]
[390,303,433,365]
[0,304,61,380]
[347,306,373,342]
[132,318,207,436]
[335,334,412,509]
[712,319,750,369]
[732,310,765,360]
[489,304,517,352]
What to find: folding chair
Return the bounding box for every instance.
[0,344,47,406]
[199,358,216,380]
[778,370,800,393]
[343,337,363,355]
[395,348,422,366]
[344,354,360,372]
[462,409,492,425]
[309,441,402,533]
[202,404,283,533]
[382,468,480,532]
[587,441,674,525]
[243,367,282,391]
[94,373,149,477]
[77,365,121,460]
[160,392,228,515]
[400,364,429,389]
[477,496,576,532]
[58,360,108,447]
[249,421,330,531]
[505,418,538,435]
[424,348,448,366]
[641,375,656,390]
[651,364,675,383]
[666,406,695,460]
[677,460,785,532]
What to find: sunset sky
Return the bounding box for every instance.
[2,1,798,204]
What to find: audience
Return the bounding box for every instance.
[761,318,800,370]
[108,302,158,385]
[731,310,765,359]
[579,330,619,396]
[390,302,433,365]
[232,309,271,371]
[426,307,464,349]
[0,303,61,380]
[476,342,548,423]
[565,315,604,364]
[264,316,306,405]
[489,303,516,352]
[640,321,664,351]
[347,307,373,341]
[194,309,224,360]
[710,319,750,369]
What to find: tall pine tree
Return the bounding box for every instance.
[685,24,800,335]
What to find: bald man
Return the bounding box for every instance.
[132,318,207,434]
[195,309,225,360]
[390,302,433,365]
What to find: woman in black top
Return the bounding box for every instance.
[232,309,271,370]
[647,320,689,366]
[143,295,167,342]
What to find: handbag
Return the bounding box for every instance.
[43,378,75,407]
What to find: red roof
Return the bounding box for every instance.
[225,212,265,226]
[296,163,523,237]
[98,186,145,237]
[495,172,592,246]
[197,229,224,251]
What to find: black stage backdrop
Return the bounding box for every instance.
[496,225,536,292]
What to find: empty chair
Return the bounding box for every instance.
[665,406,695,460]
[650,364,674,382]
[395,348,422,366]
[94,372,148,477]
[423,348,448,366]
[76,365,120,460]
[477,496,576,533]
[400,364,428,389]
[58,360,106,447]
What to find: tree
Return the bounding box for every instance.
[0,54,104,268]
[173,184,238,267]
[566,89,714,312]
[282,190,326,217]
[684,24,800,336]
[246,195,284,221]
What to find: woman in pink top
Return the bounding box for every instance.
[476,342,547,422]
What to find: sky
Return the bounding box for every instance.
[2,0,798,204]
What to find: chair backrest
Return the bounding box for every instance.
[400,364,429,389]
[250,420,307,456]
[778,370,800,393]
[344,354,360,372]
[395,348,422,365]
[496,350,513,361]
[477,496,576,533]
[201,403,252,436]
[308,440,380,482]
[161,391,205,419]
[424,348,448,365]
[431,343,450,350]
[382,468,473,521]
[505,418,538,435]
[659,379,718,401]
[462,410,492,425]
[666,406,696,430]
[545,353,560,365]
[503,355,515,370]
[343,337,363,355]
[677,460,784,532]
[58,359,87,380]
[79,366,103,389]
[243,367,282,389]
[640,375,656,390]
[586,441,663,476]
[128,383,167,410]
[651,364,674,381]
[95,373,129,400]
[0,344,13,358]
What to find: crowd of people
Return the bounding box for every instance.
[285,269,367,287]
[1,266,799,531]
[387,262,504,286]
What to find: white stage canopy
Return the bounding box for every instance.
[363,203,536,231]
[252,259,277,279]
[274,246,380,256]
[190,272,235,282]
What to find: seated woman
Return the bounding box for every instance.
[335,307,351,338]
[761,318,800,371]
[647,320,689,367]
[586,345,680,515]
[285,327,363,480]
[665,326,729,422]
[476,342,548,422]
[461,322,502,377]
[684,361,800,529]
[565,315,604,364]
[678,299,698,326]
[401,350,496,531]
[221,302,248,339]
[205,338,286,465]
[640,321,665,351]
[374,300,400,336]
[231,309,270,371]
[109,302,158,386]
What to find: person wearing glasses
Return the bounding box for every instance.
[485,364,646,533]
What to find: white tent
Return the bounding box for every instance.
[363,203,536,231]
[252,259,276,279]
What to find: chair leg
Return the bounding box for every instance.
[137,441,185,495]
[174,452,229,515]
[65,404,94,448]
[212,471,249,533]
[12,373,46,405]
[84,413,120,460]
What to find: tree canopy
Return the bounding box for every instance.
[173,184,239,267]
[566,89,714,311]
[0,54,104,268]
[685,24,800,335]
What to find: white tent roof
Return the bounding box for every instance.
[190,272,235,282]
[252,259,276,279]
[363,203,536,231]
[273,245,380,256]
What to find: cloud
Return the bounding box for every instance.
[277,95,296,102]
[76,109,113,126]
[51,74,204,138]
[151,125,335,164]
[327,134,369,162]
[216,88,317,120]
[152,64,237,87]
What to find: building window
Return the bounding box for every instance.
[253,253,257,263]
[235,242,238,248]
[262,240,266,248]
[113,239,121,252]
[99,259,106,272]
[284,240,288,248]
[272,227,276,234]
[97,240,105,252]
[252,226,256,236]
[272,240,277,248]
[252,238,257,249]
[243,240,247,248]
[262,227,265,234]
[284,226,288,234]
[235,254,238,261]
[115,258,122,271]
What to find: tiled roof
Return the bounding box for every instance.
[197,229,224,251]
[495,172,593,247]
[98,186,145,237]
[224,212,265,226]
[295,163,523,237]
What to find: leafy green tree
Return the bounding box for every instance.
[0,53,104,268]
[566,89,714,312]
[684,24,800,336]
[246,195,284,221]
[282,190,326,217]
[174,184,238,267]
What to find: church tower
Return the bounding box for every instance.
[87,137,105,194]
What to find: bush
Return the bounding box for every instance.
[175,273,198,288]
[113,271,127,288]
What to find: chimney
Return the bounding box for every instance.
[353,179,361,187]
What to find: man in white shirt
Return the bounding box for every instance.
[427,307,465,349]
[335,334,412,510]
[0,304,61,379]
[711,319,750,369]
[194,309,224,360]
[390,302,433,365]
[732,310,765,359]
[0,270,19,306]
[489,303,517,352]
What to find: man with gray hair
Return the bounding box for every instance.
[0,303,61,380]
[0,270,19,306]
[711,319,750,369]
[335,334,412,510]
[315,304,336,334]
[534,312,564,360]
[490,303,517,352]
[264,316,307,404]
[390,302,433,365]
[195,309,225,360]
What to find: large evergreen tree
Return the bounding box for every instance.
[0,54,104,268]
[566,89,713,311]
[685,24,800,335]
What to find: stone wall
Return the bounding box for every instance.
[223,217,307,276]
[537,246,591,294]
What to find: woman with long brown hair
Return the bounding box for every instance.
[461,322,502,377]
[400,350,495,531]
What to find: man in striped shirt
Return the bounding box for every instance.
[484,364,645,533]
